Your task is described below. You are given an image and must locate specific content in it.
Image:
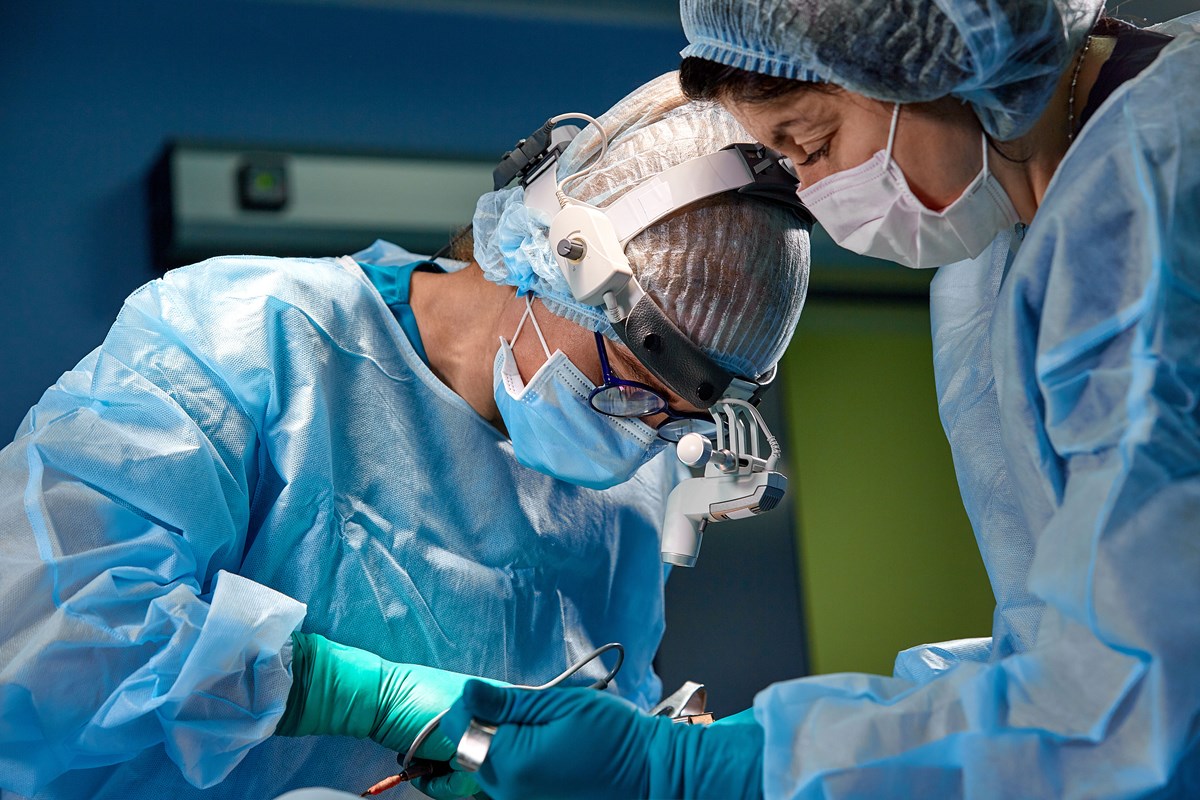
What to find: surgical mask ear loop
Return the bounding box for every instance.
[886,105,991,207]
[506,292,553,361]
[884,102,902,164]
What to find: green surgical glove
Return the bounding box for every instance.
[276,631,499,764]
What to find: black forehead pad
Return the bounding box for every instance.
[612,294,736,410]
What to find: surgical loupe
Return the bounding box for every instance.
[662,398,786,566]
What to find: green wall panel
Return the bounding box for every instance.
[782,300,995,676]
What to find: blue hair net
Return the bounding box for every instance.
[474,186,613,333]
[473,72,810,380]
[680,0,1105,140]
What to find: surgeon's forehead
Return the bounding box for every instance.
[733,91,839,136]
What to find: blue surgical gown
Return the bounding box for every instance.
[0,246,683,798]
[756,26,1200,800]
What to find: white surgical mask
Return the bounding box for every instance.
[798,103,1019,269]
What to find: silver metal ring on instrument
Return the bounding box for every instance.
[455,718,498,773]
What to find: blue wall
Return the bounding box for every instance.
[0,0,686,434]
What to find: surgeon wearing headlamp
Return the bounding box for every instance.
[0,73,810,800]
[438,2,1200,799]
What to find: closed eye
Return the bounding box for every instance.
[798,142,829,167]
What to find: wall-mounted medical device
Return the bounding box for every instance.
[493,115,809,567]
[149,142,495,268]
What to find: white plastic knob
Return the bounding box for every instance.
[676,433,713,468]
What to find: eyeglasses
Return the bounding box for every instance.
[587,332,718,442]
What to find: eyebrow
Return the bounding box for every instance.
[770,117,804,139]
[606,339,658,387]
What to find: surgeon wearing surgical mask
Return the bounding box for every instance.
[786,100,1019,269]
[0,72,810,800]
[493,295,663,490]
[439,3,1200,799]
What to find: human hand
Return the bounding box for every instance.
[277,633,501,760]
[440,681,765,800]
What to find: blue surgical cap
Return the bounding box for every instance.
[680,0,1104,141]
[474,72,810,381]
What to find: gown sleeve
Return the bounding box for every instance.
[0,263,307,793]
